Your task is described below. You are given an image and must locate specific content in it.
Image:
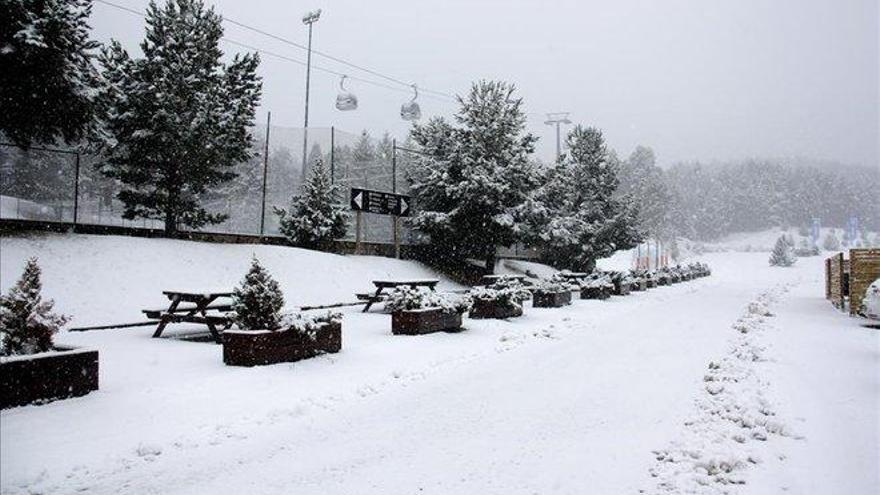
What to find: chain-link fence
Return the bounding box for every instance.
[0,124,412,244]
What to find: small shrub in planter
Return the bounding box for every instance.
[531,280,572,308]
[629,270,648,291]
[469,278,531,319]
[385,287,471,335]
[609,271,633,296]
[1,258,97,408]
[579,273,613,300]
[643,270,658,288]
[655,269,671,286]
[223,257,342,366]
[223,311,342,367]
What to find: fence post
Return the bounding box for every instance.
[259,111,271,236]
[392,139,399,258]
[73,152,81,228]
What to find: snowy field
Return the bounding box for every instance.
[1,233,878,494]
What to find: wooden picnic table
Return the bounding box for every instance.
[359,279,439,312]
[144,290,234,343]
[480,274,526,286]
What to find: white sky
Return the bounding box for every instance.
[89,0,879,167]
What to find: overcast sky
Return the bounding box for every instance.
[89,0,878,168]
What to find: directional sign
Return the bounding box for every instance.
[350,188,411,217]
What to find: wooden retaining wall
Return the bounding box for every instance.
[827,253,846,309]
[849,249,880,316]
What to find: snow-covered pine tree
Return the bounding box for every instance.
[407,80,540,273]
[98,0,262,234]
[0,0,100,147]
[519,125,642,272]
[0,258,69,356]
[274,158,348,250]
[769,236,796,267]
[232,256,284,331]
[617,146,673,240]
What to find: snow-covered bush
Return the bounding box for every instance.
[794,239,820,257]
[0,258,69,356]
[860,279,880,320]
[384,286,471,314]
[532,279,570,294]
[822,231,841,251]
[232,257,285,330]
[609,271,634,287]
[769,236,796,267]
[279,311,342,340]
[579,272,614,289]
[274,159,349,250]
[470,278,531,309]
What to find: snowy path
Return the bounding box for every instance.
[1,240,878,494]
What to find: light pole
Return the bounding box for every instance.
[544,112,572,163]
[301,9,321,182]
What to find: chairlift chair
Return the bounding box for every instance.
[400,84,421,121]
[335,75,358,111]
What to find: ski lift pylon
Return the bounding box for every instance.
[335,75,358,111]
[400,84,421,121]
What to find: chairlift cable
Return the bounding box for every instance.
[93,0,457,102]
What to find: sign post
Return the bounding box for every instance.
[350,187,411,258]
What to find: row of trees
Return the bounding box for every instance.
[407,81,643,272]
[2,0,263,234]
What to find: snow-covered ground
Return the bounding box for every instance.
[0,233,877,494]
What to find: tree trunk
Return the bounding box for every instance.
[484,251,496,275]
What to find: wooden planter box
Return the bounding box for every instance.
[470,299,524,319]
[580,286,611,300]
[630,280,648,292]
[223,321,342,367]
[613,282,631,296]
[392,308,463,335]
[532,290,572,308]
[1,347,99,409]
[646,279,658,289]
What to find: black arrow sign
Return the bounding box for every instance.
[350,188,411,217]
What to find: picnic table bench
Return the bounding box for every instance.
[144,290,234,343]
[360,279,439,312]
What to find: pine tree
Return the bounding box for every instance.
[520,125,642,271]
[232,256,284,331]
[769,236,796,267]
[0,258,69,356]
[0,0,100,147]
[97,0,262,234]
[617,145,672,240]
[274,158,348,250]
[407,80,540,272]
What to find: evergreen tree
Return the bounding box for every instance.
[769,236,796,267]
[520,125,642,271]
[0,258,69,356]
[274,159,348,250]
[98,0,262,234]
[407,81,540,273]
[232,256,284,330]
[0,0,100,147]
[618,145,672,240]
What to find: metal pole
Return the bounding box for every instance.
[392,139,397,193]
[259,111,271,235]
[301,21,315,182]
[73,152,81,227]
[330,126,335,184]
[555,122,561,163]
